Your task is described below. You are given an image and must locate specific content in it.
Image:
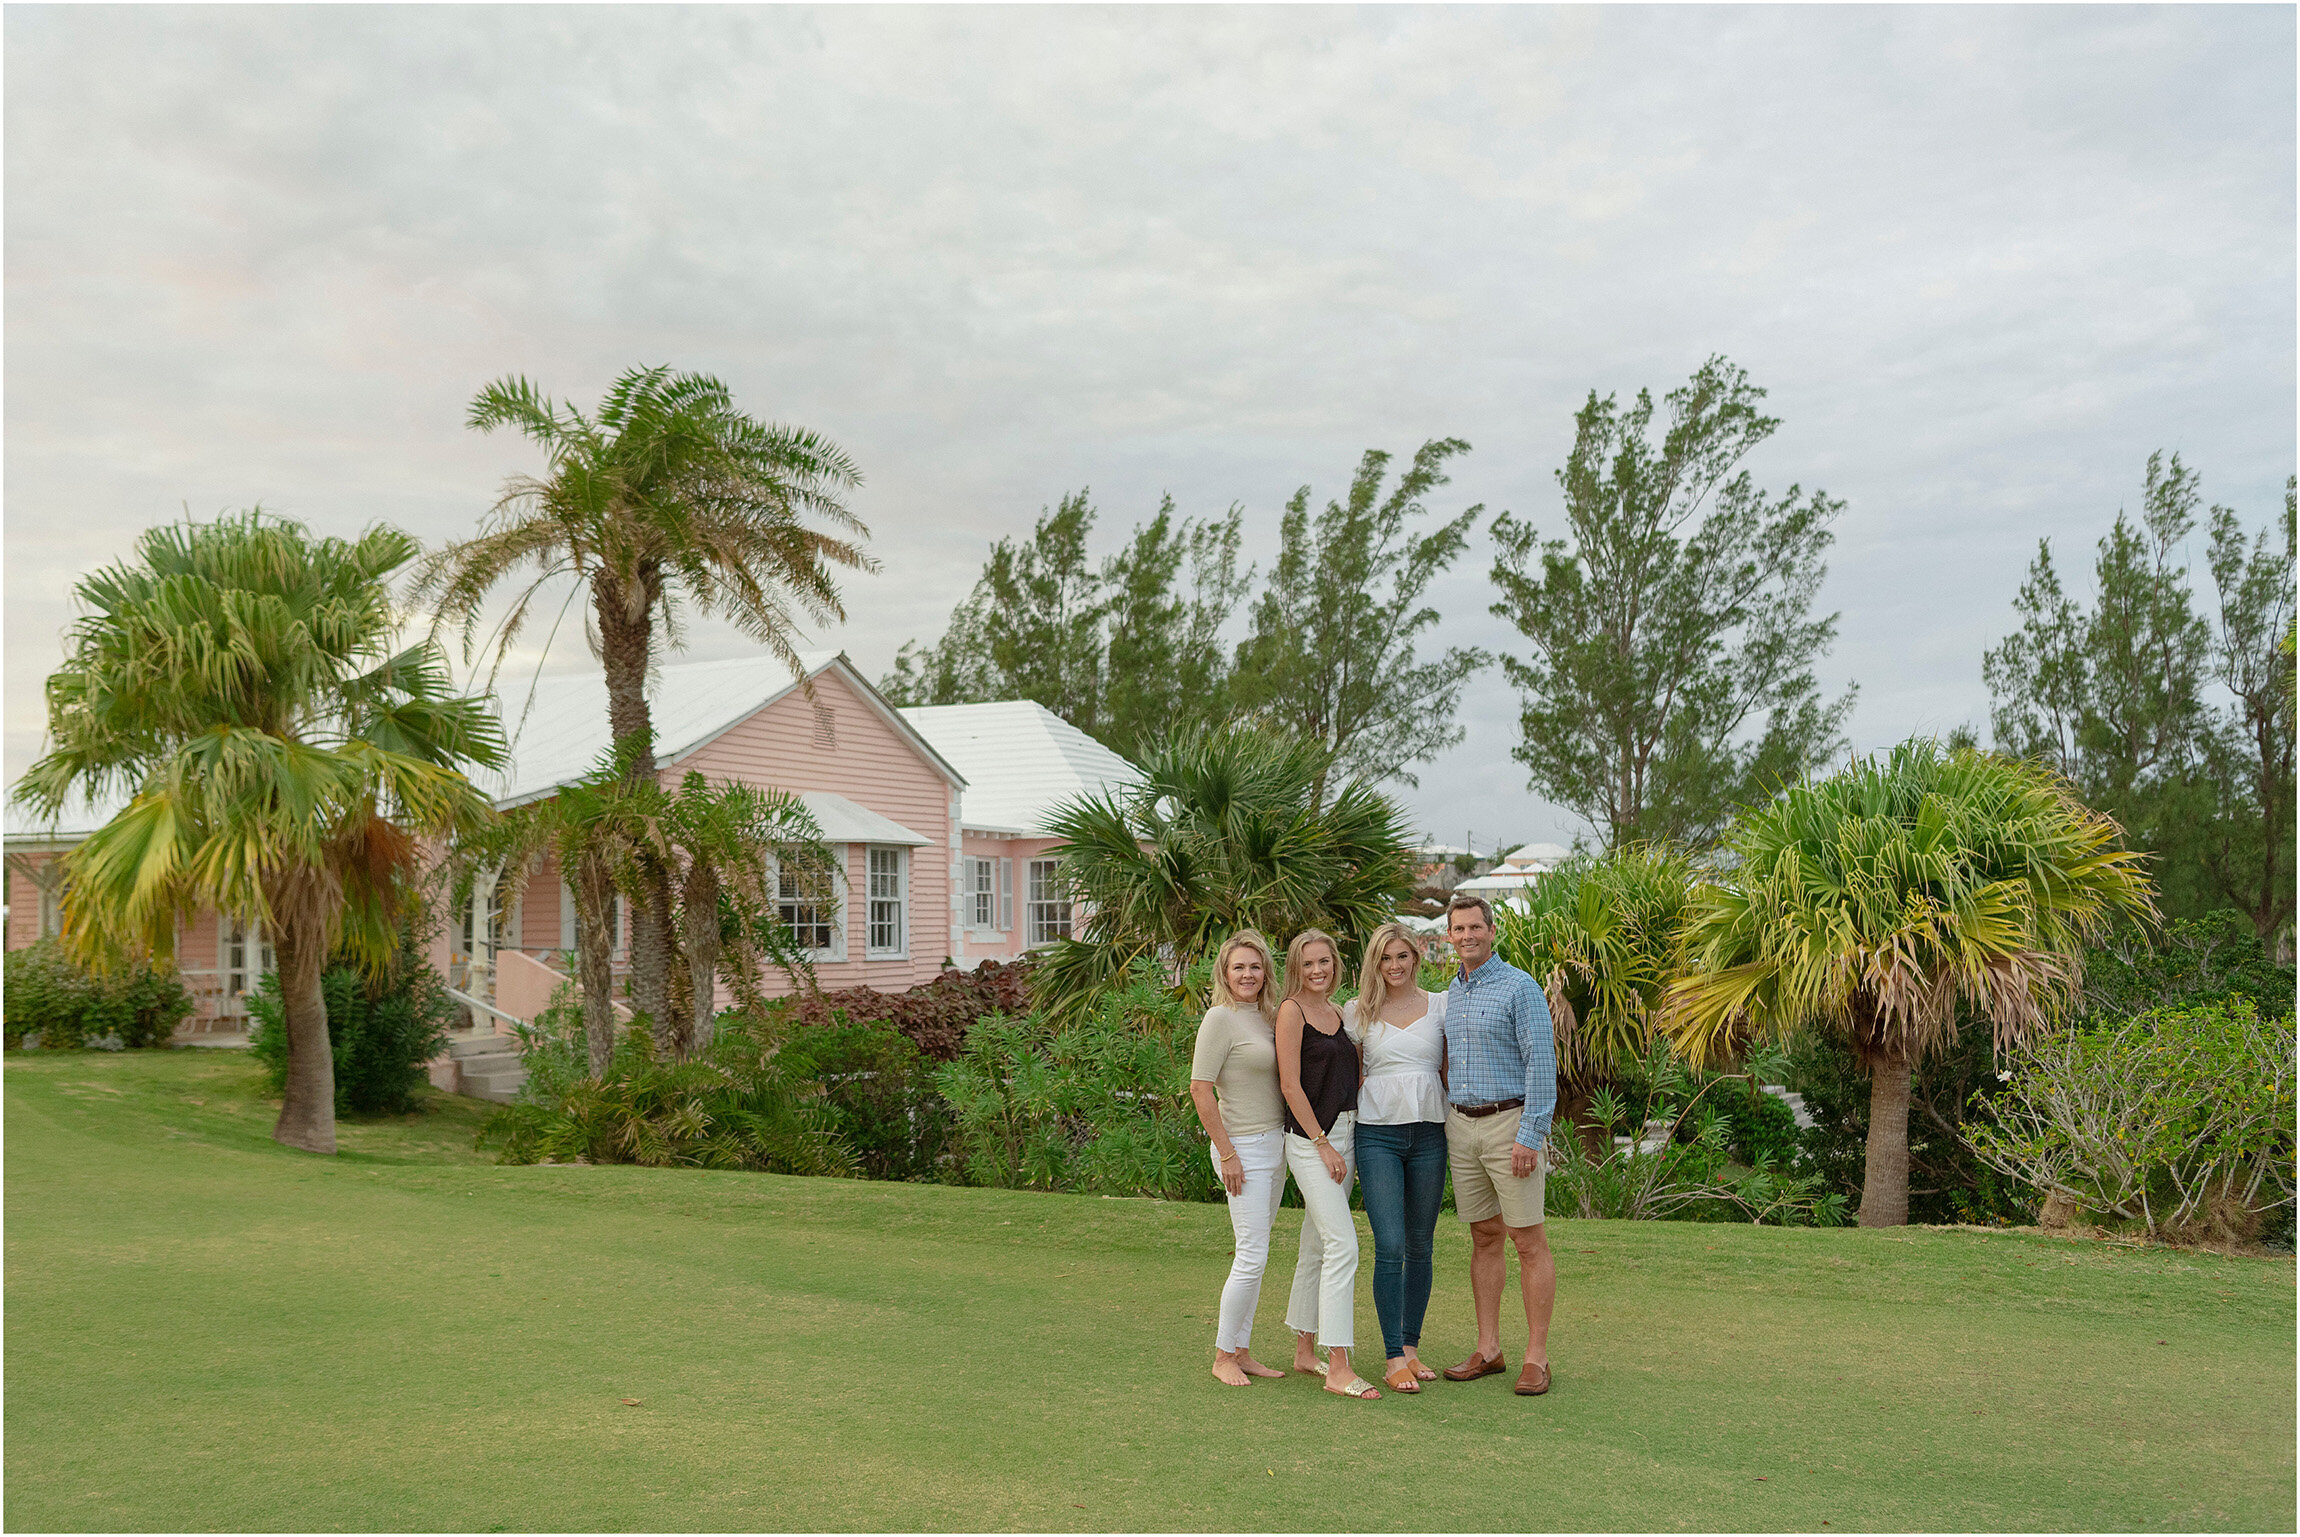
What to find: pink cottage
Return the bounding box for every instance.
[5,651,1140,1049]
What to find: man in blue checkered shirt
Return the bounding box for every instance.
[1437,893,1557,1396]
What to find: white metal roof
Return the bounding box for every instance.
[797,790,930,847]
[5,651,965,845]
[4,787,130,846]
[898,700,1142,836]
[485,650,963,808]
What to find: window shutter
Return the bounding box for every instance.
[560,879,577,952]
[998,858,1012,930]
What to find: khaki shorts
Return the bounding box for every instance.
[1447,1105,1546,1227]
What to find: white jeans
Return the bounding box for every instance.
[1213,1128,1287,1352]
[1283,1112,1358,1351]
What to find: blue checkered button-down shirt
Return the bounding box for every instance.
[1443,955,1557,1151]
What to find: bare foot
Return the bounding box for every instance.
[1292,1333,1323,1374]
[1213,1354,1251,1386]
[1402,1347,1437,1381]
[1232,1352,1286,1379]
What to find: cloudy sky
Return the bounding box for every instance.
[7,4,2293,848]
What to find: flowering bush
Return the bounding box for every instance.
[1967,997,2295,1244]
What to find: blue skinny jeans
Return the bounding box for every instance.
[1352,1119,1447,1361]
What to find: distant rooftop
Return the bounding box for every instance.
[898,700,1141,836]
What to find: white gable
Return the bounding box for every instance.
[898,700,1141,836]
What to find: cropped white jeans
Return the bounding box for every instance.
[1213,1128,1287,1352]
[1283,1112,1359,1351]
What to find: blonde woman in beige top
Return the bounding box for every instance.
[1188,929,1289,1387]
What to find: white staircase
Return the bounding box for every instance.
[445,1031,528,1104]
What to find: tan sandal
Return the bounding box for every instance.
[1382,1362,1422,1394]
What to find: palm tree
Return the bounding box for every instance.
[1034,727,1415,1020]
[455,758,640,1079]
[1664,740,2154,1226]
[415,366,871,1032]
[645,772,833,1059]
[13,512,505,1153]
[1492,843,1699,1152]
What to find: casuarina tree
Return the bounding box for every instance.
[1491,357,1853,849]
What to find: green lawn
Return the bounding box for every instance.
[7,1051,2293,1533]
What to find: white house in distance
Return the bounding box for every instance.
[1449,842,1575,909]
[897,700,1142,968]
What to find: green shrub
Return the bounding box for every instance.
[935,964,1217,1201]
[1545,1048,1847,1226]
[3,938,194,1050]
[1968,997,2295,1245]
[2081,914,2295,1023]
[480,1008,855,1175]
[246,931,458,1115]
[777,1017,952,1182]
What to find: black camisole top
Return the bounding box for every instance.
[1283,1010,1360,1138]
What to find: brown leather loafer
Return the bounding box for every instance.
[1514,1361,1552,1396]
[1443,1350,1506,1382]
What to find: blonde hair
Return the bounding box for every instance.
[1354,921,1425,1032]
[1211,929,1279,1019]
[1281,928,1341,1005]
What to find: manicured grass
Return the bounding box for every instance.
[6,1051,2293,1533]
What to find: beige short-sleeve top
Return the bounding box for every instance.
[1189,1004,1283,1138]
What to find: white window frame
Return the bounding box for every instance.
[771,846,847,962]
[220,917,275,1012]
[964,856,999,933]
[1026,858,1072,946]
[866,845,909,959]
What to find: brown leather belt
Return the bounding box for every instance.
[1455,1099,1524,1119]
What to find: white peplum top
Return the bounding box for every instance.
[1343,990,1448,1126]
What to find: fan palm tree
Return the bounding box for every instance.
[1664,740,2154,1226]
[414,366,871,1032]
[1492,843,1699,1151]
[13,512,504,1154]
[1034,727,1415,1021]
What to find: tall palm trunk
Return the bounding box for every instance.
[269,909,338,1155]
[571,850,621,1078]
[1858,1049,1914,1227]
[679,858,723,1060]
[596,581,675,1038]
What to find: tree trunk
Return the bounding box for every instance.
[1857,1049,1914,1227]
[572,851,620,1079]
[682,860,722,1060]
[595,580,675,1041]
[269,916,338,1155]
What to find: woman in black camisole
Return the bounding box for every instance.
[1275,929,1379,1399]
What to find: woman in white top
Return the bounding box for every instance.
[1188,929,1290,1387]
[1343,921,1449,1396]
